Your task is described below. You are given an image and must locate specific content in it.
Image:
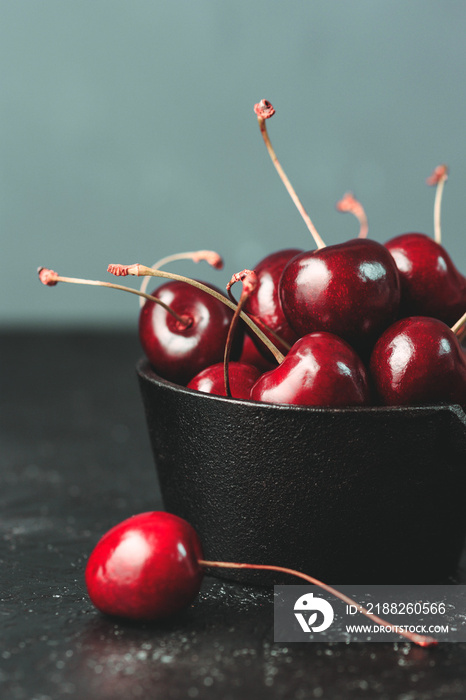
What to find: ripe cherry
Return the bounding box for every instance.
[242,248,302,358]
[187,361,262,399]
[384,165,466,325]
[370,316,466,407]
[385,233,466,326]
[85,512,204,620]
[250,332,371,406]
[139,280,243,385]
[38,262,281,387]
[279,239,401,355]
[240,333,276,372]
[85,511,437,647]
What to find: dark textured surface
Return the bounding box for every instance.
[138,359,466,586]
[2,330,466,700]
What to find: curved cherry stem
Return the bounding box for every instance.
[426,165,448,245]
[254,100,326,250]
[138,250,224,308]
[224,270,258,396]
[336,192,369,239]
[37,268,191,327]
[199,559,437,648]
[108,263,286,364]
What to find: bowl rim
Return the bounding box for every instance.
[136,357,466,421]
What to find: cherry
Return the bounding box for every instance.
[39,262,282,386]
[250,332,371,407]
[240,333,276,372]
[85,512,204,620]
[385,233,466,326]
[187,361,262,399]
[279,238,401,355]
[384,165,466,325]
[85,511,437,647]
[242,248,303,358]
[139,279,244,385]
[108,263,285,367]
[370,316,466,406]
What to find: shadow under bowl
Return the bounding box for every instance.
[137,358,466,586]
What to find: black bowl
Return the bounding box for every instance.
[137,358,466,585]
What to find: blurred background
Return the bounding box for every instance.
[2,0,466,328]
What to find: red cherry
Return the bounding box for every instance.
[385,233,466,326]
[86,511,436,647]
[240,333,276,372]
[85,511,204,620]
[250,332,371,406]
[187,361,261,399]
[242,248,302,357]
[370,316,466,406]
[139,280,243,385]
[279,238,401,354]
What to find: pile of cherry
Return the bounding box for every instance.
[133,222,466,408]
[39,107,466,409]
[39,100,466,648]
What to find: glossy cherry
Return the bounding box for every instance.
[250,332,371,406]
[139,280,243,385]
[242,248,302,357]
[370,316,466,406]
[187,361,262,399]
[279,238,401,354]
[86,511,436,647]
[385,233,466,326]
[85,511,204,620]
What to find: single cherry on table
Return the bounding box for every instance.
[85,511,437,647]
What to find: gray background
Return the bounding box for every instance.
[2,1,466,328]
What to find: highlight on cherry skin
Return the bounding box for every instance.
[85,511,437,648]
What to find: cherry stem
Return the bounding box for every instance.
[138,250,224,308]
[37,268,191,328]
[451,310,466,341]
[108,263,286,364]
[224,270,258,396]
[336,192,369,239]
[198,559,437,648]
[426,165,448,245]
[254,100,326,250]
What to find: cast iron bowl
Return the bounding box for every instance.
[137,358,466,586]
